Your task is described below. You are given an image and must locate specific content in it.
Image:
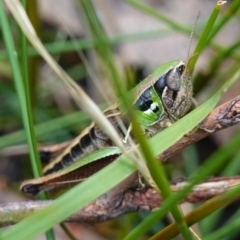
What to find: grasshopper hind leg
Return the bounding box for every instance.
[38,141,72,164]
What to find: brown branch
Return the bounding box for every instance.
[1,176,240,226]
[0,96,240,226]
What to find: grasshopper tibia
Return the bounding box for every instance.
[21,183,44,196]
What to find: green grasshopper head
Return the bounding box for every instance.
[132,60,193,127]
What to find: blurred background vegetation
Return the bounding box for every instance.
[0,0,240,239]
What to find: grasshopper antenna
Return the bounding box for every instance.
[185,12,200,67]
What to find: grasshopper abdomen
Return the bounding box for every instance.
[43,108,130,176]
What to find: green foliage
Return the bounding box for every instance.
[0,0,240,240]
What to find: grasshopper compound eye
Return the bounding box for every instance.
[165,66,184,91]
[154,63,185,94]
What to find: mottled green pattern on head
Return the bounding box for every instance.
[120,60,190,126]
[130,60,184,104]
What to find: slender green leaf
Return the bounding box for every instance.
[0,0,41,176]
[123,67,240,240]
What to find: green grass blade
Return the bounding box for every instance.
[152,130,240,239]
[0,156,136,240]
[210,38,240,71]
[199,141,240,235]
[124,0,191,35]
[0,29,174,59]
[123,67,240,240]
[206,0,240,46]
[127,125,240,240]
[0,0,41,176]
[189,1,226,73]
[1,1,55,238]
[152,185,240,240]
[124,0,240,63]
[78,0,125,100]
[0,110,90,148]
[203,215,240,240]
[131,116,194,240]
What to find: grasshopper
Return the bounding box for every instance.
[20,60,193,196]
